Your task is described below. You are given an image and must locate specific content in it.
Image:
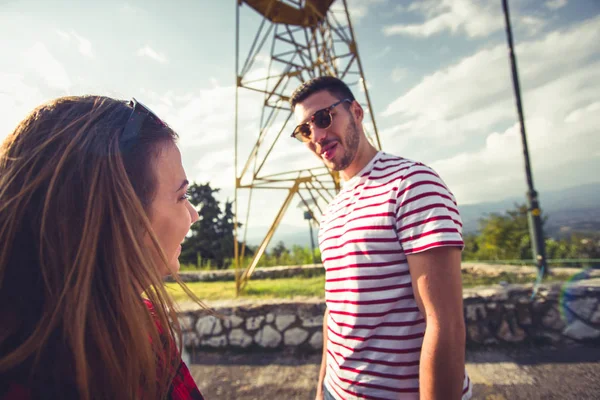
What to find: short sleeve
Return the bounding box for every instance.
[394,163,463,254]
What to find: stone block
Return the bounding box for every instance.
[183,332,199,347]
[516,302,532,326]
[497,320,526,343]
[302,315,324,328]
[266,313,275,323]
[254,325,282,348]
[465,304,487,322]
[229,329,252,348]
[196,316,222,338]
[566,298,598,320]
[467,324,483,344]
[490,291,509,302]
[562,320,600,341]
[201,334,227,348]
[541,306,566,331]
[562,285,586,298]
[486,303,505,331]
[284,327,309,346]
[223,315,244,329]
[246,316,265,331]
[532,298,548,313]
[178,315,195,331]
[309,332,323,349]
[591,308,600,325]
[275,314,296,332]
[534,331,562,345]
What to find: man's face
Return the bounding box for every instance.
[293,91,361,172]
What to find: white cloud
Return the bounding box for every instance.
[564,101,600,123]
[56,29,70,41]
[381,16,600,140]
[136,45,168,64]
[56,29,94,58]
[22,42,72,90]
[391,67,408,82]
[71,32,94,58]
[545,0,568,10]
[120,2,145,14]
[0,73,45,139]
[383,0,547,39]
[379,16,600,204]
[374,46,391,59]
[383,0,503,38]
[431,98,600,204]
[517,15,547,37]
[331,0,387,23]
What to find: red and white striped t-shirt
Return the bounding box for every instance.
[319,152,472,400]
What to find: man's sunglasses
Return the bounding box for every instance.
[291,98,352,142]
[120,98,165,150]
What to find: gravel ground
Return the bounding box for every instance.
[188,346,600,400]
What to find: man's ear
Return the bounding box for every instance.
[351,101,364,124]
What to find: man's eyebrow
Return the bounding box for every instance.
[176,179,189,192]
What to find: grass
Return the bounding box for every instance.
[166,276,325,302]
[166,272,574,302]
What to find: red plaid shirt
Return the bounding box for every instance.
[0,300,204,400]
[169,359,205,400]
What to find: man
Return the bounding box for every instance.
[289,76,471,400]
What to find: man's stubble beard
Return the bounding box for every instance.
[331,119,360,172]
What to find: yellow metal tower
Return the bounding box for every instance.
[234,0,381,294]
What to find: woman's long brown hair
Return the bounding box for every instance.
[0,96,206,399]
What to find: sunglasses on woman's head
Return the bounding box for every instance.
[291,98,352,143]
[120,98,166,150]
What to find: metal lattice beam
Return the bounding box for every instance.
[234,0,381,295]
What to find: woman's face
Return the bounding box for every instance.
[146,141,199,274]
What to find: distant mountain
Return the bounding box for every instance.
[245,183,600,248]
[459,183,600,235]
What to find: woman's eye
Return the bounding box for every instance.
[180,190,190,201]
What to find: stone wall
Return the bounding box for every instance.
[464,279,600,346]
[179,300,326,352]
[178,280,600,353]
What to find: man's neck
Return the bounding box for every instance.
[340,145,378,181]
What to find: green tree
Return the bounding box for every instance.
[472,204,533,261]
[462,204,600,265]
[180,183,238,269]
[271,241,289,261]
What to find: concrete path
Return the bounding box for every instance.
[188,346,600,399]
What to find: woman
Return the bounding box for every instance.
[0,96,206,399]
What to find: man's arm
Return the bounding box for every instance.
[407,246,466,400]
[315,308,329,400]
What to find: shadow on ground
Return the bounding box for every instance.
[189,346,600,399]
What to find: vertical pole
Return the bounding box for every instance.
[234,0,241,295]
[501,0,547,276]
[306,211,316,265]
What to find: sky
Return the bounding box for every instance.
[1,0,599,246]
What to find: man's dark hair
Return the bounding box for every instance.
[290,76,356,110]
